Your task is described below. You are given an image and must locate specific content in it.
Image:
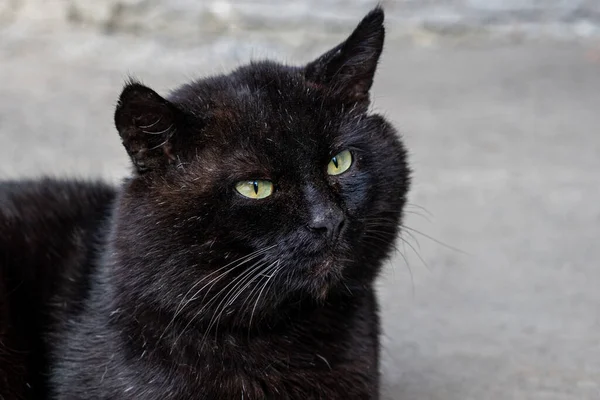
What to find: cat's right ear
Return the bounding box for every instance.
[115,81,181,173]
[304,7,385,104]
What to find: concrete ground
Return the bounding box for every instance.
[0,26,599,399]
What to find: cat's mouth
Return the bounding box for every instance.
[271,234,350,295]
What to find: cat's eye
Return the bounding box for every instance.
[327,150,353,176]
[235,180,273,199]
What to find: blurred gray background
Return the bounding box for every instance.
[1,1,599,399]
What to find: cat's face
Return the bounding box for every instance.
[112,8,409,328]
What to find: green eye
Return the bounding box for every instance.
[235,180,273,199]
[327,150,352,176]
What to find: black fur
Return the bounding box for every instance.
[0,7,410,399]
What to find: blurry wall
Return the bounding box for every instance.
[2,0,599,39]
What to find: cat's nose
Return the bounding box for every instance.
[308,208,346,241]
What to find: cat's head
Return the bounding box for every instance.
[111,7,410,330]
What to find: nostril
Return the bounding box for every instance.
[334,219,345,239]
[307,215,346,241]
[308,221,330,234]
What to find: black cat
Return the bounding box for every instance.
[0,7,410,399]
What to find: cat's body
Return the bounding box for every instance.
[0,8,409,399]
[0,180,116,399]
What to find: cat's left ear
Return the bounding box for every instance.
[304,7,384,103]
[115,81,182,173]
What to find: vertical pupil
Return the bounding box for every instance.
[253,181,259,194]
[332,157,338,168]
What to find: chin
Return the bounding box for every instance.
[304,256,348,300]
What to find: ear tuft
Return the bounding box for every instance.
[305,7,385,103]
[115,81,180,173]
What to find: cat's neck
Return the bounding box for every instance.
[106,281,365,362]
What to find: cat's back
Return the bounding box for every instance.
[0,178,116,399]
[0,178,117,278]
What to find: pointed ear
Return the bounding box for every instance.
[115,81,181,173]
[304,7,384,103]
